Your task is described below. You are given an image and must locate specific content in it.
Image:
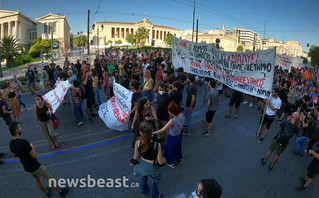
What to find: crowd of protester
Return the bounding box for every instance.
[2,47,319,197]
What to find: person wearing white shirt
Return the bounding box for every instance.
[256,88,282,143]
[142,59,150,71]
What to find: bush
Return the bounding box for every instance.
[245,49,252,52]
[13,56,24,66]
[29,43,41,58]
[22,54,32,63]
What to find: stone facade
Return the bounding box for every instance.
[36,12,71,53]
[0,9,37,52]
[90,18,182,49]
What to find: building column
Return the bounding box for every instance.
[14,21,18,39]
[8,21,12,36]
[0,23,3,39]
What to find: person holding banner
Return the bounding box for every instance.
[255,88,282,144]
[34,94,59,149]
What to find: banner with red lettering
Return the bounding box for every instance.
[98,81,133,131]
[42,81,71,113]
[172,37,276,99]
[276,53,303,71]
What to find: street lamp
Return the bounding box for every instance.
[262,20,270,50]
[92,24,104,56]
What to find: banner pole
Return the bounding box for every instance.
[257,102,267,137]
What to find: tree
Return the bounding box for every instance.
[309,45,319,67]
[165,32,173,46]
[75,35,87,47]
[135,27,149,47]
[245,49,252,52]
[0,36,21,68]
[116,40,122,45]
[301,56,308,64]
[237,45,244,52]
[126,34,136,45]
[200,40,207,43]
[108,40,113,45]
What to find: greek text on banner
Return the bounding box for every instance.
[172,37,276,99]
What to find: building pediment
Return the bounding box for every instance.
[36,12,65,21]
[0,9,18,18]
[136,18,153,26]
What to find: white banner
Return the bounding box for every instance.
[276,53,303,71]
[42,81,71,113]
[98,81,133,131]
[172,37,276,99]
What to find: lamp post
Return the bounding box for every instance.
[92,24,104,57]
[262,20,270,50]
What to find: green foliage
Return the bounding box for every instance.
[237,45,244,52]
[309,45,319,67]
[0,36,22,67]
[28,37,59,58]
[126,34,136,45]
[245,49,252,52]
[13,56,23,66]
[108,40,113,44]
[75,35,87,47]
[22,54,32,63]
[28,43,42,58]
[200,40,207,43]
[135,27,150,47]
[165,33,173,46]
[40,39,51,52]
[301,56,308,64]
[116,40,122,45]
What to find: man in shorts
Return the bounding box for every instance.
[260,112,300,171]
[256,88,282,143]
[9,121,69,197]
[295,149,319,191]
[25,66,36,94]
[203,80,219,136]
[225,90,243,119]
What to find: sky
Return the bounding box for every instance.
[2,0,319,52]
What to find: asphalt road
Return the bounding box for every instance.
[0,85,319,198]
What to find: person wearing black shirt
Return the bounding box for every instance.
[225,90,243,119]
[184,75,197,135]
[25,67,36,94]
[94,59,102,80]
[48,64,56,88]
[176,67,187,91]
[83,72,95,121]
[124,59,132,80]
[155,83,172,142]
[0,89,13,126]
[261,112,300,170]
[147,61,158,85]
[9,121,68,197]
[169,81,184,109]
[120,72,130,89]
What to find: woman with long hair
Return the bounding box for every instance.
[143,70,154,102]
[5,81,21,122]
[131,121,166,197]
[34,94,59,149]
[92,69,102,106]
[70,80,84,126]
[102,65,110,100]
[131,97,157,148]
[153,101,184,168]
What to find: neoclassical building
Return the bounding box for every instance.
[0,9,37,52]
[36,12,71,52]
[90,18,182,48]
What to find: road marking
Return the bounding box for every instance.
[2,100,229,163]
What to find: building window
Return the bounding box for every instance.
[131,28,133,34]
[111,28,115,38]
[44,23,47,33]
[29,32,32,41]
[156,30,159,39]
[152,30,155,39]
[53,22,57,33]
[121,28,124,38]
[164,31,166,40]
[160,31,162,40]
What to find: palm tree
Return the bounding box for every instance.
[135,27,150,47]
[0,36,21,69]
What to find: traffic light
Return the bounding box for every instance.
[307,43,309,47]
